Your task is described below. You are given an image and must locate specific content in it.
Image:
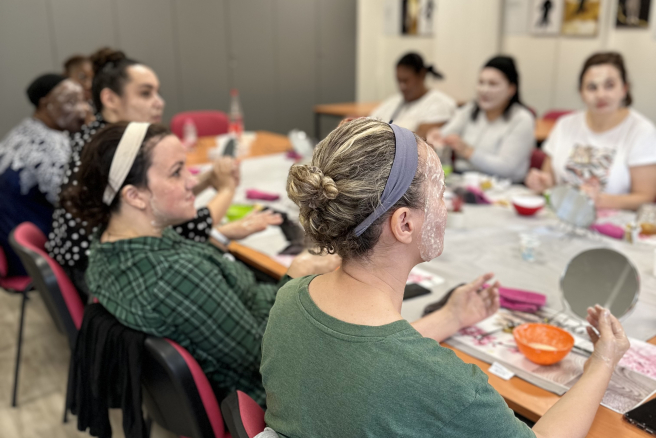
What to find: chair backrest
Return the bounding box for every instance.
[171,111,230,139]
[9,222,84,348]
[0,245,7,278]
[141,337,229,438]
[221,391,265,438]
[542,109,573,121]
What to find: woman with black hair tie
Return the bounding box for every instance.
[370,52,456,138]
[427,55,535,183]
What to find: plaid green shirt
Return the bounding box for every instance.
[86,228,289,405]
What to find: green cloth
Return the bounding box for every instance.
[87,228,289,405]
[261,276,536,438]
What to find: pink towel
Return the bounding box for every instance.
[499,286,546,307]
[499,297,540,313]
[485,285,546,313]
[465,186,492,205]
[591,223,624,240]
[286,150,303,160]
[246,189,280,201]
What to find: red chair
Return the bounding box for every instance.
[9,222,84,407]
[0,246,31,293]
[141,337,231,438]
[221,391,266,438]
[171,110,230,139]
[0,246,32,407]
[530,148,547,170]
[542,110,573,121]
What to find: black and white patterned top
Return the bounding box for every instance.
[45,114,214,271]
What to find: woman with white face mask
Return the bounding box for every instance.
[259,118,629,438]
[426,56,535,183]
[526,52,656,210]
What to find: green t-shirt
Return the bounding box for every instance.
[261,275,535,438]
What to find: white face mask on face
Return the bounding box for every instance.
[418,142,447,262]
[476,68,513,112]
[580,65,627,115]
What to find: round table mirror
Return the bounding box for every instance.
[550,185,596,229]
[561,248,640,320]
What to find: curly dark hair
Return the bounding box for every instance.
[60,122,170,233]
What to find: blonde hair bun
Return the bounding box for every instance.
[287,164,338,209]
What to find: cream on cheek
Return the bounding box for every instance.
[582,68,625,111]
[418,144,447,262]
[50,83,86,128]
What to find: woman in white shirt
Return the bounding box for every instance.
[427,56,535,183]
[526,52,656,210]
[370,52,456,138]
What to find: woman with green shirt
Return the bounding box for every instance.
[60,122,339,405]
[260,118,630,437]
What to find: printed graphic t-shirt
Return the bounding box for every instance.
[543,109,656,194]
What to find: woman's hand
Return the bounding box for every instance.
[443,134,473,159]
[217,209,283,241]
[286,250,341,278]
[445,273,500,330]
[585,305,630,372]
[210,157,240,192]
[525,168,553,193]
[426,128,443,148]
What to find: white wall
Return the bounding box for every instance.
[502,0,656,120]
[357,0,656,122]
[357,0,503,104]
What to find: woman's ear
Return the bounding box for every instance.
[120,185,147,210]
[100,88,119,112]
[389,207,418,244]
[508,83,517,100]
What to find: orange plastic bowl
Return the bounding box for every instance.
[513,323,574,365]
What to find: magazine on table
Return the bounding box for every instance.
[446,307,656,414]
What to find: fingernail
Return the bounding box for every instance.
[603,309,610,318]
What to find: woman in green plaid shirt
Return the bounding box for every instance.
[60,122,339,405]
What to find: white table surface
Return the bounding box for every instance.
[196,153,656,341]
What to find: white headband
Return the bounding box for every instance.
[102,122,150,205]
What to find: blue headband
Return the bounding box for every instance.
[353,124,419,237]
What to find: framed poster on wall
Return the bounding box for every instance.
[616,0,652,28]
[530,0,564,35]
[402,0,435,35]
[561,0,601,36]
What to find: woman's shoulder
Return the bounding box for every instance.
[626,108,656,134]
[425,88,457,105]
[510,104,536,122]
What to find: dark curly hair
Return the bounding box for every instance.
[60,122,170,233]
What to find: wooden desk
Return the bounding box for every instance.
[186,131,292,167]
[535,118,556,143]
[444,338,656,437]
[189,132,292,277]
[313,101,557,143]
[313,102,380,139]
